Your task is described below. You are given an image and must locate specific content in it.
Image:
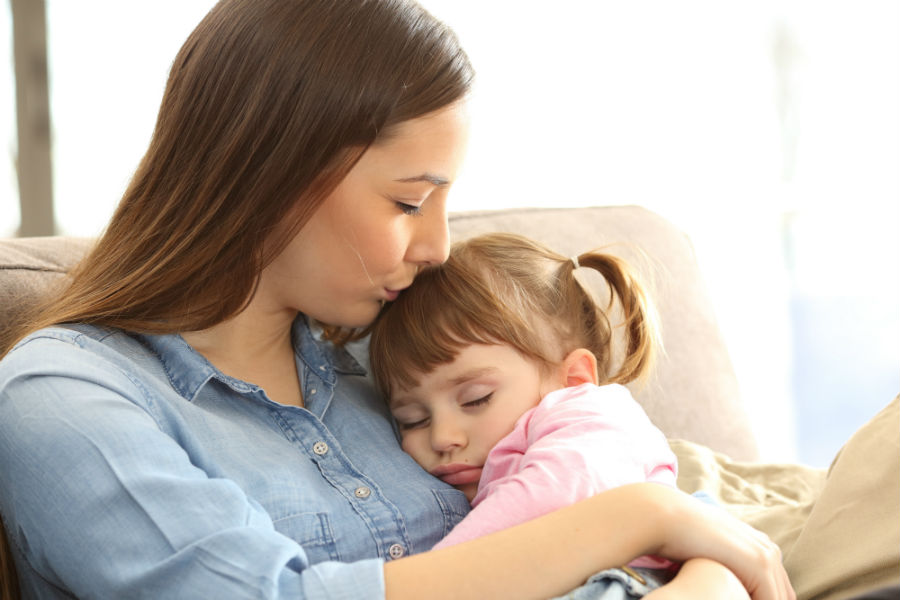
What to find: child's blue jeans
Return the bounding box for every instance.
[550,566,673,600]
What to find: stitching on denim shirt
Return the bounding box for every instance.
[271,511,338,555]
[431,488,470,538]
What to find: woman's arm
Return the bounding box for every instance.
[0,334,384,599]
[385,483,794,600]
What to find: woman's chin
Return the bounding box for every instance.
[316,303,383,329]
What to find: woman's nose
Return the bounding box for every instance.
[411,201,450,267]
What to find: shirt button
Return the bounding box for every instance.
[388,543,405,559]
[354,486,371,499]
[312,441,328,455]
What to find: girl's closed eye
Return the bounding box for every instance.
[462,393,493,409]
[393,408,430,430]
[397,417,429,430]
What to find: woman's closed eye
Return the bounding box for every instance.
[395,200,423,216]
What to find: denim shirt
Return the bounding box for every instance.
[0,318,470,599]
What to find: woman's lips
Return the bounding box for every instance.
[430,463,483,486]
[384,281,414,302]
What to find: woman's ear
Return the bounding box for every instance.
[562,348,599,387]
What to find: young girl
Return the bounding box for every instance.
[369,232,752,598]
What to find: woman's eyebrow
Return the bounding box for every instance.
[394,173,450,186]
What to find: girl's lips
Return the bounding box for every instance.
[430,463,483,486]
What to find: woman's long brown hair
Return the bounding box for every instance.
[1,0,473,357]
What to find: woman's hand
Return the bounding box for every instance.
[652,488,795,600]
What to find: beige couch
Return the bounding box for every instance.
[1,205,897,599]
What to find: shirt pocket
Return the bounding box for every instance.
[272,511,340,562]
[431,488,471,538]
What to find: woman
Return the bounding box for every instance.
[0,1,791,598]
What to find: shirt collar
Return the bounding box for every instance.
[136,316,366,403]
[293,316,367,382]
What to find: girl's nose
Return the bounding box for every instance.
[430,415,466,453]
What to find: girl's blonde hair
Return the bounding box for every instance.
[369,232,660,398]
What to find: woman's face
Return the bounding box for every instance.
[260,102,470,328]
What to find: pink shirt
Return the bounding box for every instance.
[432,383,677,568]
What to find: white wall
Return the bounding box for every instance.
[421,0,900,466]
[2,0,897,465]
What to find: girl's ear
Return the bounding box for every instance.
[562,348,599,387]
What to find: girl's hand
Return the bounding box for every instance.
[654,489,795,600]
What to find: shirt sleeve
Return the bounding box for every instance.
[0,336,386,600]
[433,384,677,550]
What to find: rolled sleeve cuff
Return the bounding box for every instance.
[300,558,385,600]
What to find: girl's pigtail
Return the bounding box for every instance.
[572,251,660,385]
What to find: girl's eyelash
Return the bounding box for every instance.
[395,392,491,430]
[398,417,429,430]
[464,393,492,408]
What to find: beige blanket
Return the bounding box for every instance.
[670,397,900,600]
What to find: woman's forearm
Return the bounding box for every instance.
[385,482,793,600]
[384,483,671,600]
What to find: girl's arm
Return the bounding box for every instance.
[646,558,750,599]
[384,483,794,600]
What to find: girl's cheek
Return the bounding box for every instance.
[400,435,416,455]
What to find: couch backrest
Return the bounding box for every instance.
[0,236,92,336]
[0,206,758,460]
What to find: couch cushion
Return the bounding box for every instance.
[449,206,758,460]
